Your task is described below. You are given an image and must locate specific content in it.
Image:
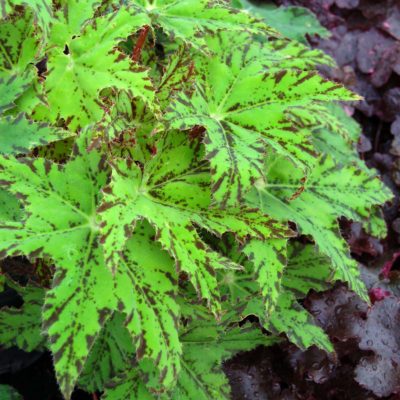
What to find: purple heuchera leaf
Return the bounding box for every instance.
[368,287,391,303]
[382,6,400,40]
[355,297,400,397]
[357,29,397,87]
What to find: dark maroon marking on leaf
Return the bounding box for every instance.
[274,69,288,84]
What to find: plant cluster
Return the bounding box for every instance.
[225,1,400,399]
[0,0,392,399]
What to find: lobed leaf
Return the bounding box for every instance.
[247,155,392,300]
[99,133,289,313]
[243,238,287,315]
[78,312,135,393]
[36,5,153,130]
[103,321,280,400]
[125,0,274,49]
[165,32,357,207]
[114,222,181,390]
[0,134,115,399]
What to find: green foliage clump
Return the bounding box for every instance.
[0,1,392,399]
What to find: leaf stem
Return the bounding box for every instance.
[132,25,150,62]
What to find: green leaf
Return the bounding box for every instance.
[37,5,153,130]
[0,134,115,399]
[247,155,392,300]
[0,114,72,155]
[165,33,357,207]
[114,222,181,390]
[127,0,273,49]
[104,321,279,400]
[312,104,361,165]
[78,312,136,392]
[171,323,279,399]
[0,188,22,221]
[0,282,45,351]
[261,291,333,351]
[282,243,334,297]
[243,238,287,315]
[216,236,332,351]
[0,0,53,34]
[0,385,22,400]
[234,1,329,44]
[362,206,388,239]
[0,9,39,113]
[96,92,160,165]
[103,370,154,400]
[311,105,389,239]
[99,133,289,313]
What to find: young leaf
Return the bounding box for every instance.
[0,134,115,399]
[165,33,358,207]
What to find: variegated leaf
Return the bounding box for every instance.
[247,155,393,300]
[0,114,72,155]
[114,222,181,390]
[78,312,136,393]
[99,133,289,313]
[0,9,39,113]
[260,291,333,351]
[0,134,115,399]
[243,238,287,315]
[125,0,273,49]
[0,282,45,351]
[165,32,358,207]
[103,321,280,400]
[0,188,22,221]
[282,243,334,297]
[34,4,153,130]
[0,0,53,34]
[218,237,334,351]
